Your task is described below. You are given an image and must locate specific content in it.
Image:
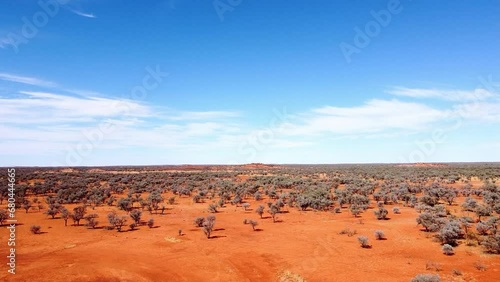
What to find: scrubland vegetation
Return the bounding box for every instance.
[1,163,499,281]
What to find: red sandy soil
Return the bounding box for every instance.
[2,192,499,282]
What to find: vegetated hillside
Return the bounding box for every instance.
[0,163,499,281]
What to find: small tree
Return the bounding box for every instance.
[438,220,464,245]
[268,205,279,222]
[208,203,218,213]
[255,205,265,218]
[117,197,133,212]
[70,206,87,226]
[107,211,128,232]
[60,207,70,226]
[392,207,401,214]
[358,236,370,248]
[350,205,362,218]
[84,214,99,229]
[30,225,41,234]
[130,209,142,225]
[248,220,258,231]
[203,215,216,238]
[129,223,137,231]
[374,230,385,240]
[168,196,175,205]
[482,234,500,254]
[374,207,388,220]
[442,244,454,255]
[242,203,250,211]
[475,205,492,221]
[0,209,8,225]
[45,204,60,219]
[22,199,32,213]
[194,216,205,227]
[147,218,154,228]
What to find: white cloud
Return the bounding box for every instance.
[0,73,58,88]
[453,102,500,122]
[167,111,240,120]
[282,99,448,136]
[387,87,494,101]
[0,91,151,124]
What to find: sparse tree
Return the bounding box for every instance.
[194,216,206,227]
[168,196,175,205]
[475,205,492,221]
[438,220,464,245]
[374,207,388,220]
[482,234,500,254]
[84,214,99,229]
[358,236,370,248]
[208,203,218,213]
[60,207,70,226]
[130,209,142,225]
[202,215,216,238]
[117,197,133,212]
[249,220,258,231]
[268,205,279,222]
[147,218,154,228]
[374,230,385,240]
[30,225,41,234]
[70,206,87,226]
[22,199,32,213]
[0,209,9,225]
[107,211,128,232]
[255,205,265,218]
[350,205,362,218]
[461,197,478,212]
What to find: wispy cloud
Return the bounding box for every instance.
[68,7,96,18]
[167,111,240,121]
[281,99,449,137]
[0,73,58,88]
[0,91,151,124]
[387,86,494,101]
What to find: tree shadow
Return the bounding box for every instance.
[209,235,227,239]
[214,228,225,231]
[253,228,264,232]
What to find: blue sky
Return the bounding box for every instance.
[1,0,499,166]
